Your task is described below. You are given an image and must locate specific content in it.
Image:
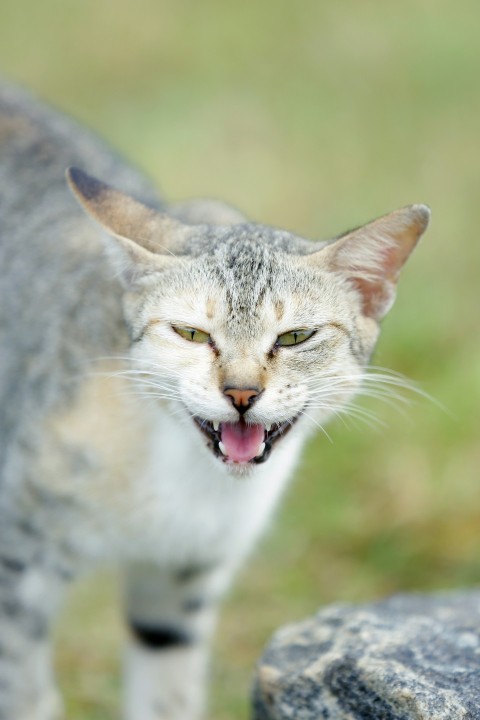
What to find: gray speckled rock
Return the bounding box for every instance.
[252,590,480,720]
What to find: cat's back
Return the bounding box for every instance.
[0,84,162,470]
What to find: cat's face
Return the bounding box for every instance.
[129,233,371,469]
[68,168,430,474]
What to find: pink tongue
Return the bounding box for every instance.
[220,422,265,463]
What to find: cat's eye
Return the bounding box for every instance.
[276,329,316,347]
[172,325,211,343]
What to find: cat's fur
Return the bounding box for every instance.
[0,83,430,720]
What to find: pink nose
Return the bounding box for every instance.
[224,387,261,414]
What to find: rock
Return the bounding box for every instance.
[252,590,480,719]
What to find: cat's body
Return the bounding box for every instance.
[0,84,429,720]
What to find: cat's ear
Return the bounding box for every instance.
[307,205,430,321]
[66,167,190,287]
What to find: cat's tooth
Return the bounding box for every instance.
[265,423,272,433]
[219,441,227,456]
[213,420,220,432]
[256,442,266,458]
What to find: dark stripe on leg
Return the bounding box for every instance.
[0,557,25,573]
[174,561,218,583]
[182,596,208,613]
[129,621,194,650]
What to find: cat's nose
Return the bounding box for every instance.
[223,386,262,415]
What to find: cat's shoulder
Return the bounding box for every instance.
[0,82,162,212]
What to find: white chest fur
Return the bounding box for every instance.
[119,406,303,570]
[37,372,303,570]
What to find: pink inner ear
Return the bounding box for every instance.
[319,204,430,322]
[336,240,402,320]
[350,276,396,320]
[377,242,410,281]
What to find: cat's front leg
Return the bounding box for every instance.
[0,552,66,720]
[122,561,227,720]
[2,641,63,720]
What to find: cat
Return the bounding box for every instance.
[0,82,430,720]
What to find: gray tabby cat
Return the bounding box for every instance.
[0,83,430,720]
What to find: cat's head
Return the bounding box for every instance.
[67,168,429,475]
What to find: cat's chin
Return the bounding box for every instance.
[192,414,301,467]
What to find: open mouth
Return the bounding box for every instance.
[193,415,300,465]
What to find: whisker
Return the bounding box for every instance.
[298,408,333,443]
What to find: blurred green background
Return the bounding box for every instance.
[1,0,479,717]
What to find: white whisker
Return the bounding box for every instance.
[297,408,333,443]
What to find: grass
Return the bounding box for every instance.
[1,0,480,717]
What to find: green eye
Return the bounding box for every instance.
[173,326,210,343]
[276,329,316,347]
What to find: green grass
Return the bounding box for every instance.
[1,1,480,717]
